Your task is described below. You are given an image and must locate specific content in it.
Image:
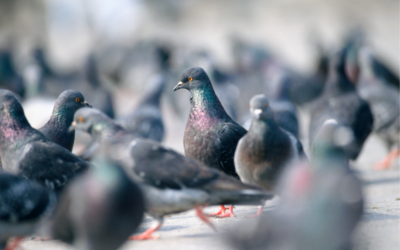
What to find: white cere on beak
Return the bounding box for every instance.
[334,126,354,146]
[130,140,137,148]
[323,119,338,126]
[254,109,263,115]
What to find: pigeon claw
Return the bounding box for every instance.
[5,237,24,250]
[129,223,162,241]
[207,205,228,217]
[373,148,399,170]
[215,205,235,218]
[247,206,263,218]
[195,205,217,231]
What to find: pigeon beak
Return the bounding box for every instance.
[173,81,187,91]
[68,121,77,132]
[83,101,92,108]
[253,109,263,119]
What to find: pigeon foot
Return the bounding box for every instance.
[195,205,217,231]
[5,237,24,250]
[374,148,399,170]
[215,205,235,218]
[247,206,263,218]
[207,205,228,216]
[129,222,162,240]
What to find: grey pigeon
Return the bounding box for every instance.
[357,48,400,169]
[39,90,91,151]
[173,67,248,217]
[0,173,56,250]
[101,138,272,240]
[309,48,373,160]
[0,90,90,191]
[46,158,145,250]
[227,119,363,250]
[235,95,306,215]
[242,77,299,137]
[117,75,165,142]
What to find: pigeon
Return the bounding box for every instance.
[287,44,329,106]
[70,107,135,160]
[309,48,373,160]
[0,90,90,191]
[46,158,145,250]
[102,138,273,240]
[117,75,165,142]
[226,120,363,250]
[0,49,25,99]
[38,90,91,151]
[0,173,57,250]
[357,48,400,169]
[33,49,116,118]
[235,94,306,216]
[242,76,299,137]
[173,67,248,217]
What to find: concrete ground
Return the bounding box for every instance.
[16,132,400,250]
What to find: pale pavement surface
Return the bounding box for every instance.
[18,133,400,250]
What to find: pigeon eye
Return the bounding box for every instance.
[188,77,193,82]
[78,116,84,123]
[75,97,80,102]
[265,103,269,108]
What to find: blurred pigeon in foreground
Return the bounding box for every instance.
[117,75,165,142]
[235,95,306,216]
[357,48,400,169]
[102,138,272,240]
[0,90,90,191]
[45,158,145,250]
[309,48,373,160]
[0,173,56,250]
[174,67,247,217]
[39,90,91,151]
[227,119,363,250]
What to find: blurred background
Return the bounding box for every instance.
[0,0,398,154]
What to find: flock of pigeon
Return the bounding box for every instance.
[0,33,399,250]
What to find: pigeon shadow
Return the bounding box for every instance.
[362,212,400,221]
[135,224,189,234]
[363,177,400,185]
[178,233,216,239]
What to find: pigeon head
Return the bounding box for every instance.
[312,119,353,167]
[173,67,212,92]
[0,89,30,127]
[249,94,274,122]
[54,90,91,112]
[70,108,119,138]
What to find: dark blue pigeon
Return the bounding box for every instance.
[0,173,56,250]
[0,90,90,191]
[309,48,373,160]
[174,67,248,217]
[117,75,165,142]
